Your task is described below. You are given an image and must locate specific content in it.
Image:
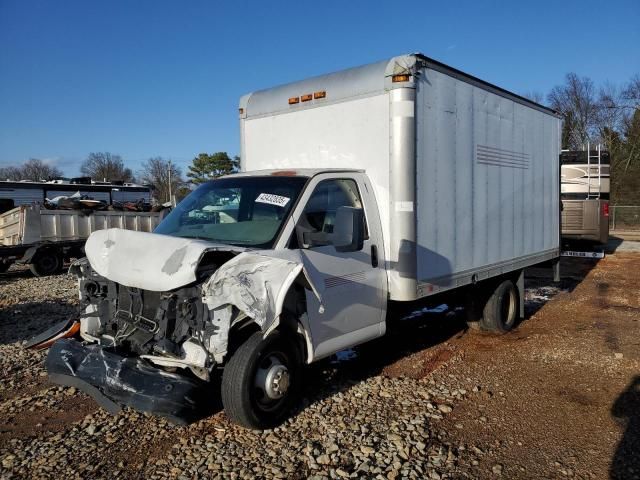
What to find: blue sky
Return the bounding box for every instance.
[1,0,638,177]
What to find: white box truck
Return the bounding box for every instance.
[45,53,561,429]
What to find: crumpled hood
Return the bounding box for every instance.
[85,228,246,291]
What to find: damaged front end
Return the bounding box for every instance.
[45,228,318,423]
[46,338,205,424]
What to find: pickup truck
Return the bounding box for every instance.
[45,53,561,429]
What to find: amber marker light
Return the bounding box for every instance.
[313,90,326,99]
[301,94,313,102]
[392,74,411,83]
[288,97,300,105]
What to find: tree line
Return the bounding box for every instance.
[0,152,240,204]
[529,73,640,204]
[0,159,64,182]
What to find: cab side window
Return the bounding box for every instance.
[294,178,365,249]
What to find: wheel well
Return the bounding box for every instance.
[225,316,309,362]
[226,319,261,359]
[225,286,309,364]
[463,271,523,316]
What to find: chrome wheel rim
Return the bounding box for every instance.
[254,353,290,408]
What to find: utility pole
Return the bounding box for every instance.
[168,160,173,205]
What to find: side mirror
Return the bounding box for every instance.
[333,206,364,252]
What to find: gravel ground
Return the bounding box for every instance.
[1,244,639,479]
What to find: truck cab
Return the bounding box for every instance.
[153,168,389,361]
[49,169,388,428]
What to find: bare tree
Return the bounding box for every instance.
[548,73,599,149]
[597,82,625,147]
[622,75,640,108]
[521,91,545,104]
[139,157,183,204]
[595,76,640,139]
[19,159,63,181]
[619,75,640,136]
[546,72,640,204]
[80,152,134,182]
[0,165,24,181]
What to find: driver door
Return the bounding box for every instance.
[290,173,387,360]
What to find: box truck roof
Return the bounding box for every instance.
[239,53,559,119]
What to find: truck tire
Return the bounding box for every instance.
[221,331,301,430]
[479,279,518,333]
[29,251,63,277]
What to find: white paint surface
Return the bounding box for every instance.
[243,93,392,259]
[84,228,245,292]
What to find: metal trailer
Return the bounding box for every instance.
[560,145,610,244]
[0,205,164,276]
[240,53,562,304]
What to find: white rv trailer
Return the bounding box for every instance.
[560,145,610,244]
[46,54,562,429]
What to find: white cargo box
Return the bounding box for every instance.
[240,54,561,301]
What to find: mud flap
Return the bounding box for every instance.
[46,338,206,424]
[25,318,81,350]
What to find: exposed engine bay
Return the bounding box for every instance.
[70,256,235,381]
[42,228,320,423]
[63,228,320,383]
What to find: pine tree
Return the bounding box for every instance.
[186,153,239,183]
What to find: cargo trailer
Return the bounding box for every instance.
[46,53,562,429]
[0,205,164,276]
[560,145,610,244]
[240,53,561,302]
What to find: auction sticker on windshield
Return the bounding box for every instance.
[255,193,290,207]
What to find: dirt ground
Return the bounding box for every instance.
[0,245,639,479]
[422,251,640,479]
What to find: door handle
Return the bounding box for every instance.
[370,244,378,268]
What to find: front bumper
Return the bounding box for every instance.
[46,338,206,424]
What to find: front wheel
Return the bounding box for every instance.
[221,331,301,429]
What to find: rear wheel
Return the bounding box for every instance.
[29,250,63,277]
[221,331,301,429]
[479,279,518,333]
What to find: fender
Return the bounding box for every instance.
[21,243,56,263]
[202,250,322,360]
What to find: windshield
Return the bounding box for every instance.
[154,176,308,248]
